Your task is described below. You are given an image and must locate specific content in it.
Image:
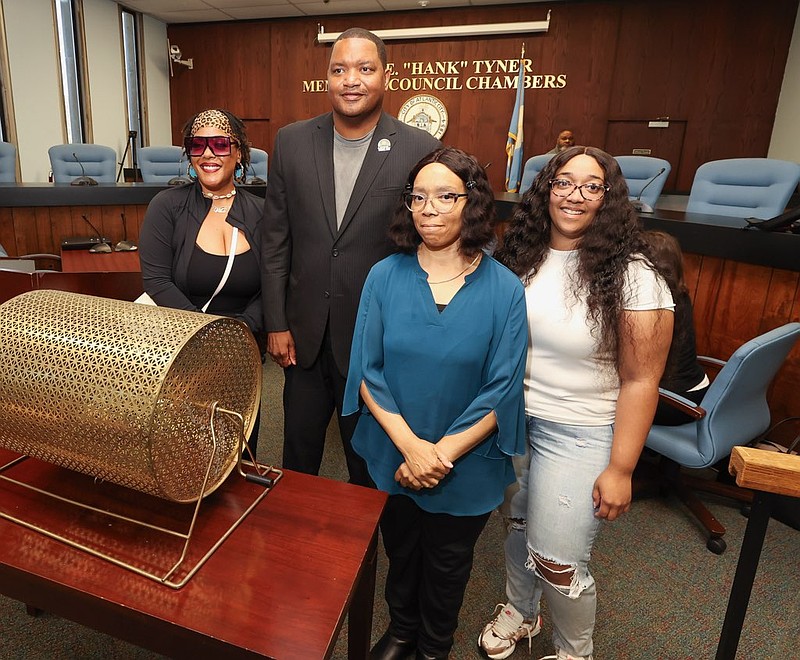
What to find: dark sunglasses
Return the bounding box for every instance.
[184,135,238,157]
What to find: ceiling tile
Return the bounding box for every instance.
[225,5,305,18]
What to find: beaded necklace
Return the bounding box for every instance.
[202,188,236,200]
[202,188,236,213]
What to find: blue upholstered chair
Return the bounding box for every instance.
[139,146,188,184]
[0,141,17,182]
[686,158,800,221]
[48,144,117,183]
[615,155,671,212]
[519,154,554,193]
[246,148,268,184]
[645,322,800,554]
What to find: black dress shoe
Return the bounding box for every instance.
[369,630,416,660]
[415,650,448,660]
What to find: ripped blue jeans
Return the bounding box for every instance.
[504,415,613,658]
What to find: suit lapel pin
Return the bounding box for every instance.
[377,138,392,152]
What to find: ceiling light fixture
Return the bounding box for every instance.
[316,11,550,43]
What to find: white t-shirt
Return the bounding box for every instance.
[524,248,673,425]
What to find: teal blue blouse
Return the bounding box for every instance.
[343,252,527,516]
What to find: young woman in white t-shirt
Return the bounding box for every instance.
[478,146,674,660]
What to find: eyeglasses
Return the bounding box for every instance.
[184,135,238,157]
[549,178,609,201]
[404,192,468,213]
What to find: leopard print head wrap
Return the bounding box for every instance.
[190,109,233,137]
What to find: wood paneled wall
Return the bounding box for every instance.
[683,253,800,425]
[0,206,147,256]
[167,0,798,192]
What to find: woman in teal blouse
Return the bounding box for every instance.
[343,147,527,660]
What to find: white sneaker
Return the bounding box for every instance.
[538,650,594,660]
[478,602,542,659]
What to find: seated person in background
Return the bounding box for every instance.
[545,129,575,155]
[139,108,264,457]
[344,147,527,660]
[643,230,709,426]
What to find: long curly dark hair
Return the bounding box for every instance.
[496,145,650,359]
[389,147,496,256]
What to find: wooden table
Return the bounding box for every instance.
[716,447,800,659]
[60,248,141,273]
[0,448,386,659]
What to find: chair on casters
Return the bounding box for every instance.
[49,144,117,183]
[519,154,554,193]
[644,322,800,554]
[0,141,17,182]
[139,146,189,184]
[615,155,671,213]
[246,148,268,184]
[686,158,800,223]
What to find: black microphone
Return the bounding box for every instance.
[115,212,138,251]
[745,205,800,232]
[81,214,113,252]
[630,167,667,213]
[244,162,266,185]
[168,153,192,186]
[71,152,98,186]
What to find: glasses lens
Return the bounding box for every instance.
[208,136,232,156]
[550,180,573,196]
[186,137,206,156]
[581,184,606,201]
[431,195,454,213]
[404,194,418,212]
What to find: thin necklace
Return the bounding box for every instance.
[427,253,481,285]
[202,188,237,200]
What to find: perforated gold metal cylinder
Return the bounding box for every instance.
[0,290,261,502]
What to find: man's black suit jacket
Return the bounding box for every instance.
[261,111,441,376]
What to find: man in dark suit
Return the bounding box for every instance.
[262,28,441,486]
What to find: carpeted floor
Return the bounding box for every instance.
[1,361,798,659]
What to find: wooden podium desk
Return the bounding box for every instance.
[0,449,386,659]
[0,249,143,304]
[60,247,141,273]
[717,447,800,659]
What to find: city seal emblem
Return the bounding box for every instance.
[398,94,448,140]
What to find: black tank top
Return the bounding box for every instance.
[185,245,259,317]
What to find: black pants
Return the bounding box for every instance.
[380,494,490,657]
[246,406,260,461]
[282,328,372,487]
